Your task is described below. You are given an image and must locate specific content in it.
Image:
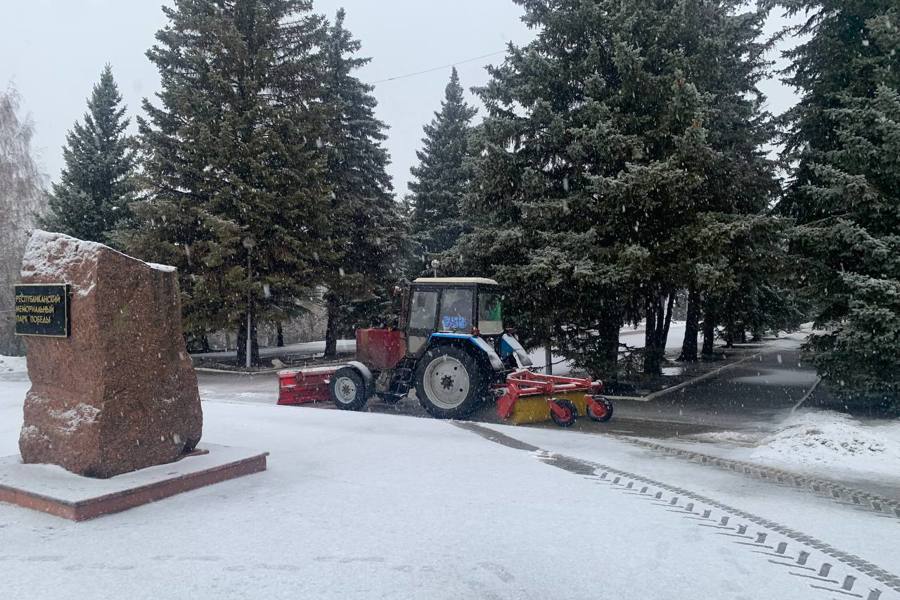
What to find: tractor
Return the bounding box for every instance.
[278,277,614,427]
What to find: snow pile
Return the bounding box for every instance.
[146,262,177,273]
[690,431,762,446]
[0,355,27,374]
[749,411,900,477]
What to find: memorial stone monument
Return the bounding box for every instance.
[16,231,203,478]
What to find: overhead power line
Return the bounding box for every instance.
[371,50,507,85]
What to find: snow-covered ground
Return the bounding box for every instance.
[663,410,900,483]
[1,358,898,599]
[0,354,26,375]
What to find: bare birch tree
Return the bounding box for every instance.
[0,85,47,355]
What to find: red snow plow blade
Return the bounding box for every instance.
[277,366,339,405]
[496,369,613,427]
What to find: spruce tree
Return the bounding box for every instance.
[318,9,402,357]
[451,0,777,376]
[772,0,899,398]
[669,3,787,360]
[407,67,477,274]
[42,65,136,246]
[124,0,330,366]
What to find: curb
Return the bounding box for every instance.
[194,367,283,375]
[605,348,775,403]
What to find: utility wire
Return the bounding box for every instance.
[371,50,507,84]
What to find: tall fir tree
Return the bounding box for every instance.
[450,0,778,376]
[667,2,790,361]
[42,65,136,246]
[771,0,899,398]
[319,9,402,357]
[407,67,477,275]
[123,0,330,366]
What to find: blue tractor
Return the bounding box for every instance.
[329,277,532,419]
[280,277,612,426]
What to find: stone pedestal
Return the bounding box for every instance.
[18,231,203,478]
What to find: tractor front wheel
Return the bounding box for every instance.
[415,345,488,419]
[329,367,369,411]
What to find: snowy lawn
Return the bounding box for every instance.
[659,410,900,484]
[0,363,896,599]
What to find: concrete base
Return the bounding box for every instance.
[0,444,268,521]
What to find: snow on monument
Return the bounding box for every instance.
[17,231,203,478]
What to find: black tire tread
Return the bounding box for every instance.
[329,367,368,411]
[415,345,488,419]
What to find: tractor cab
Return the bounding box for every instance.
[404,277,504,355]
[403,277,531,369]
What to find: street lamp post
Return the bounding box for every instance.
[242,236,256,369]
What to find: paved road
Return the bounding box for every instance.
[602,344,823,433]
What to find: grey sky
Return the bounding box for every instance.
[0,1,799,196]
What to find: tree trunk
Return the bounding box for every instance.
[544,338,553,375]
[680,286,700,362]
[643,293,673,375]
[235,306,260,368]
[702,308,715,356]
[276,322,284,347]
[724,326,734,348]
[324,295,339,358]
[597,315,620,381]
[662,293,675,345]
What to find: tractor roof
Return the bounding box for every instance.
[413,277,499,286]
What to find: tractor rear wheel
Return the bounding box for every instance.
[329,367,368,411]
[415,345,488,419]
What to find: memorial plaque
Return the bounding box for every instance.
[14,283,70,338]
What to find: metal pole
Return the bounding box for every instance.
[245,250,252,369]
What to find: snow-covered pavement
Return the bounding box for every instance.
[1,361,898,599]
[655,410,900,497]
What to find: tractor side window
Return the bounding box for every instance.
[409,290,438,331]
[478,292,503,335]
[439,289,474,332]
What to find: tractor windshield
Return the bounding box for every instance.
[438,288,474,332]
[478,291,503,335]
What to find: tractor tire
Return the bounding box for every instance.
[550,399,578,427]
[329,367,369,411]
[415,345,489,419]
[587,396,614,422]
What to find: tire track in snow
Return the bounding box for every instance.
[454,421,897,599]
[618,436,900,521]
